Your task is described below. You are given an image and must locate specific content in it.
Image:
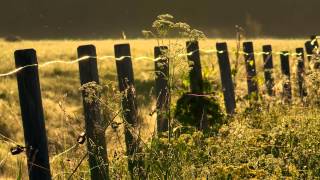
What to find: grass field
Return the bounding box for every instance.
[1,38,320,179]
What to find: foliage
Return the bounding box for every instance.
[305,70,320,105]
[143,14,223,131]
[174,94,223,131]
[131,104,320,179]
[142,14,206,41]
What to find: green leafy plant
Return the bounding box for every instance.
[143,14,222,132]
[174,94,223,132]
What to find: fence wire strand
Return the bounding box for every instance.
[0,132,20,145]
[50,144,79,163]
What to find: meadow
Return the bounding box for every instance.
[1,38,320,179]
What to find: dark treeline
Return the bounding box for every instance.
[0,0,318,39]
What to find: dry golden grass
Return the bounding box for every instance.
[0,38,308,179]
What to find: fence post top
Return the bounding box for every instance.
[243,42,254,54]
[77,44,96,50]
[216,42,228,49]
[216,43,228,52]
[296,47,304,52]
[114,43,130,48]
[186,41,199,48]
[262,44,272,49]
[14,49,37,66]
[296,48,304,58]
[243,41,253,45]
[311,34,317,39]
[114,44,131,59]
[305,41,312,47]
[14,48,36,55]
[216,42,227,45]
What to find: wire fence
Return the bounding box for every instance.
[0,48,317,78]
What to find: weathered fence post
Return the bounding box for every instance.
[311,35,319,48]
[305,41,313,62]
[216,42,236,115]
[114,44,142,177]
[77,45,109,180]
[14,49,51,180]
[186,40,208,130]
[243,42,259,100]
[280,51,292,103]
[186,41,203,94]
[262,45,275,96]
[296,48,307,99]
[154,46,169,132]
[311,35,320,69]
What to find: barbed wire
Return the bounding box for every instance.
[50,143,79,163]
[0,132,20,145]
[2,130,87,179]
[0,48,317,78]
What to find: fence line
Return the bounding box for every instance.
[0,49,317,78]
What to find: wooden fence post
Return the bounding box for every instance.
[154,46,169,132]
[186,40,208,130]
[311,35,320,69]
[243,42,259,100]
[296,48,307,99]
[280,51,292,103]
[14,49,51,180]
[186,41,203,93]
[77,45,109,180]
[311,35,319,48]
[114,44,142,177]
[305,41,313,62]
[262,45,275,96]
[216,42,236,115]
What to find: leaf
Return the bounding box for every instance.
[182,79,190,87]
[173,125,183,133]
[16,160,22,180]
[249,60,254,66]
